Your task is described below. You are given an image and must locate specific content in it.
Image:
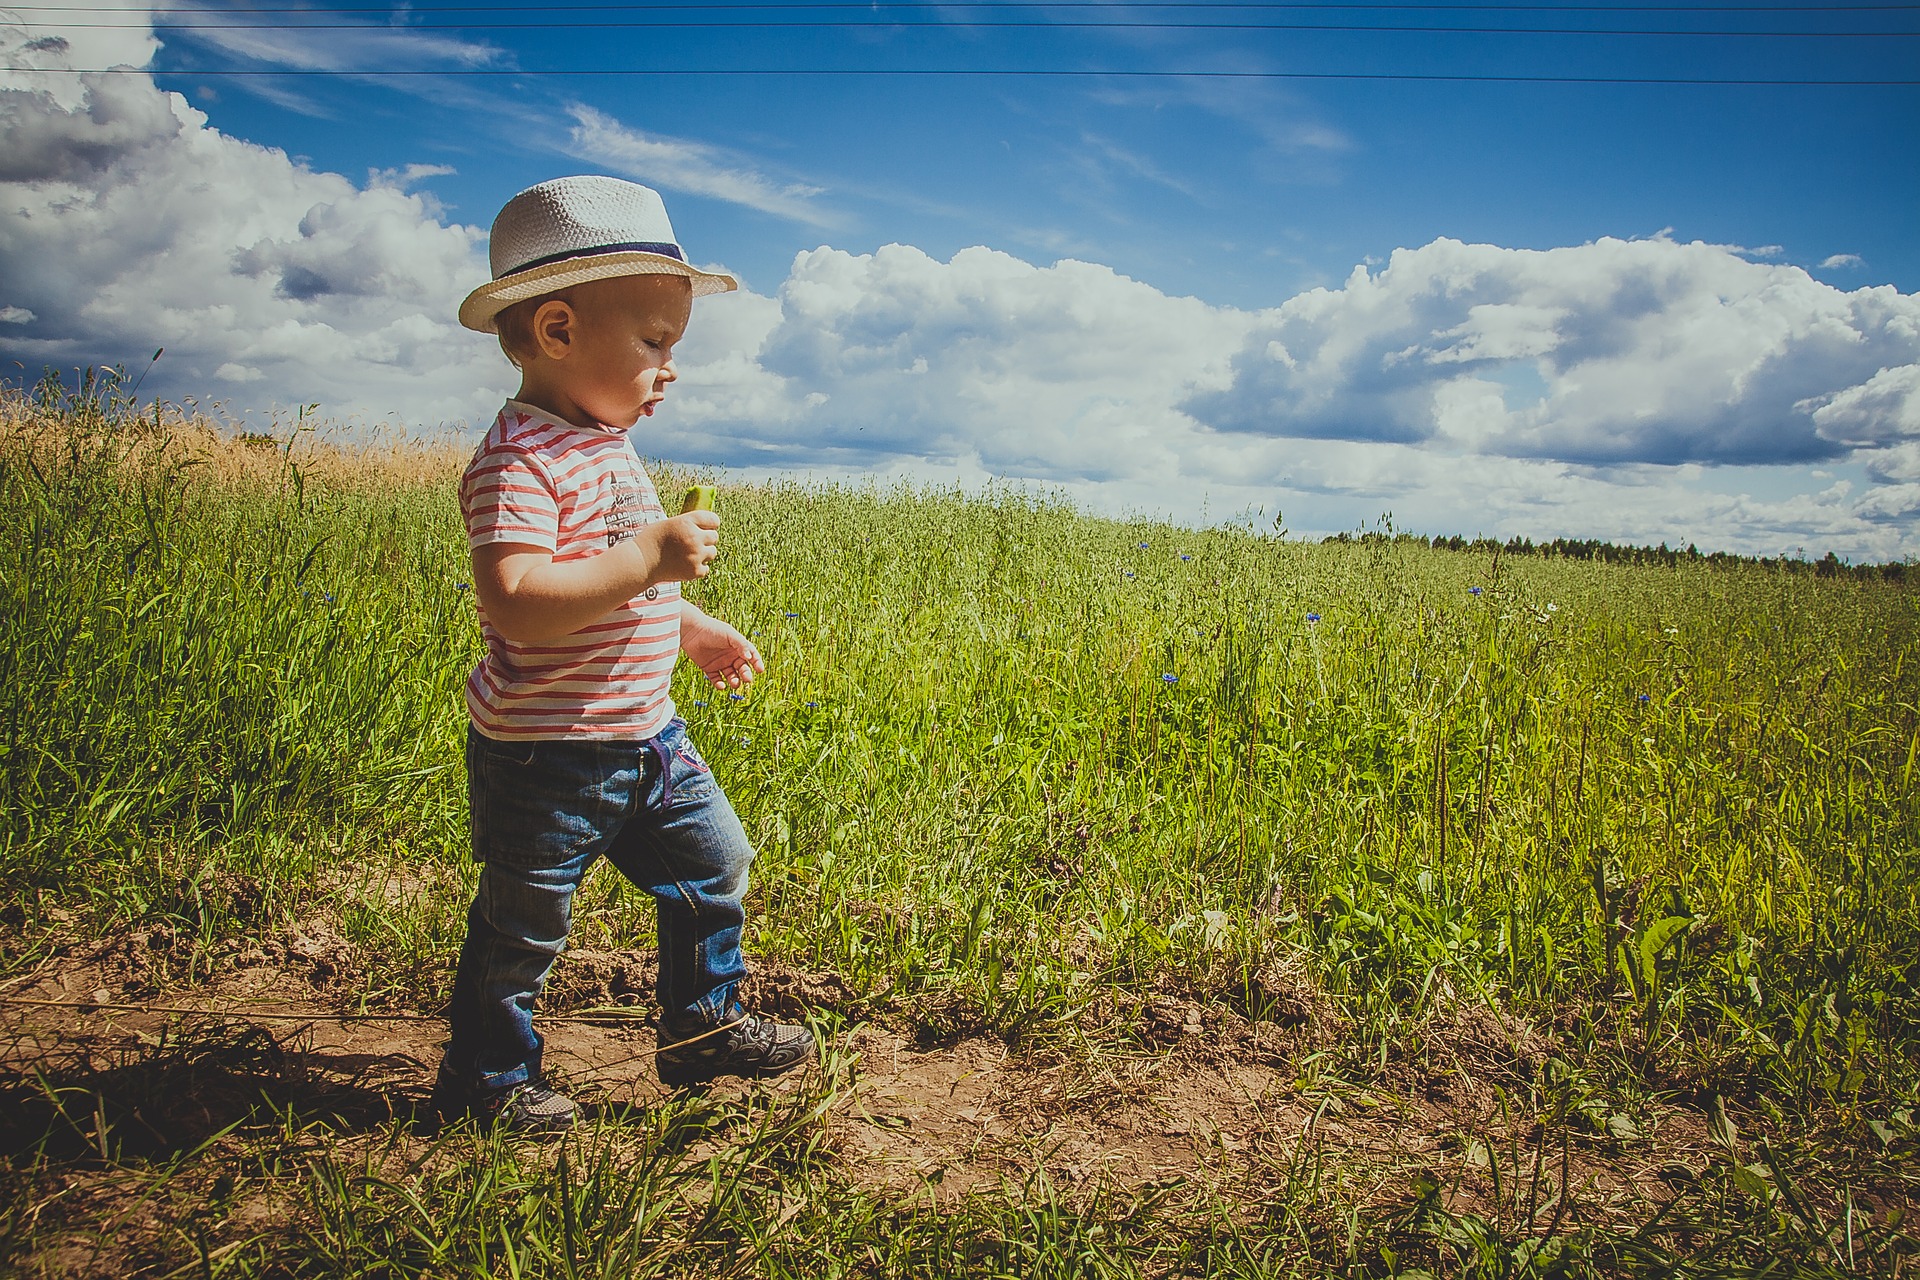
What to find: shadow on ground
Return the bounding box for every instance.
[0,1023,428,1161]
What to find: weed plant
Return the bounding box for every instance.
[1,372,1917,1275]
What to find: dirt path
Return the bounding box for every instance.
[0,934,1733,1233]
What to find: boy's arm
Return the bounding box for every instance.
[473,511,720,643]
[681,600,765,691]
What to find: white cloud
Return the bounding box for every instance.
[565,106,837,228]
[0,0,158,110]
[1861,443,1920,485]
[0,65,182,182]
[1188,236,1920,470]
[369,162,457,190]
[1807,362,1920,449]
[661,238,1920,560]
[0,16,511,427]
[674,243,1251,483]
[146,3,514,117]
[163,4,506,74]
[1822,253,1866,270]
[3,9,1914,561]
[1854,483,1920,522]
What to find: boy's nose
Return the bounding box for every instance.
[658,360,678,383]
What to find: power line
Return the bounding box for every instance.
[12,1,1920,8]
[17,17,1919,33]
[6,65,1914,82]
[19,19,1917,35]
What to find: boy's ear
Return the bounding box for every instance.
[531,298,577,360]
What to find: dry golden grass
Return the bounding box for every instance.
[0,385,469,491]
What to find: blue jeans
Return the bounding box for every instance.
[443,718,755,1097]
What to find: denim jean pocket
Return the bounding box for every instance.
[469,733,618,871]
[660,728,717,804]
[478,735,541,770]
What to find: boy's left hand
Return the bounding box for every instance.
[683,615,765,691]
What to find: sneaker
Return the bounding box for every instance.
[655,1010,816,1088]
[433,1069,579,1136]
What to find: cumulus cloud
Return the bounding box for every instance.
[1808,362,1920,447]
[1822,253,1865,270]
[0,70,184,181]
[0,0,158,107]
[1186,236,1920,469]
[565,106,836,228]
[660,238,1920,559]
[673,243,1251,483]
[3,7,1915,560]
[0,12,510,427]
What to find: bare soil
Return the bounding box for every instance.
[0,928,1904,1276]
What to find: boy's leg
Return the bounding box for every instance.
[604,717,751,1023]
[441,730,642,1120]
[604,718,814,1084]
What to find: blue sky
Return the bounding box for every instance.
[3,2,1918,556]
[159,6,1919,300]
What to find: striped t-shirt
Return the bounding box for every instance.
[460,401,680,740]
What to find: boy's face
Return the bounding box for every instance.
[526,273,693,431]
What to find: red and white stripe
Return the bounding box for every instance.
[460,401,681,740]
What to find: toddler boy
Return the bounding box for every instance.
[433,175,813,1133]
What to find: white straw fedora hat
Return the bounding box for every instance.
[459,175,737,333]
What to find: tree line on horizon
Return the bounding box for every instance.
[1322,528,1913,579]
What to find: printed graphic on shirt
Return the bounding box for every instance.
[606,475,644,547]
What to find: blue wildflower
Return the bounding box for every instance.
[729,692,744,701]
[1306,612,1321,624]
[323,594,335,604]
[455,582,471,592]
[805,701,819,708]
[1469,586,1483,596]
[1636,693,1650,703]
[784,611,800,618]
[1138,542,1150,549]
[1161,673,1178,684]
[1179,553,1192,561]
[693,700,708,708]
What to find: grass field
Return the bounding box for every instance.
[1,372,1916,1277]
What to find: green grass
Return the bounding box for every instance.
[2,372,1917,1276]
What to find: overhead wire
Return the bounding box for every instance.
[4,66,1912,82]
[7,0,1910,84]
[10,17,1918,33]
[11,1,1920,9]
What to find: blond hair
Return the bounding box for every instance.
[492,288,577,369]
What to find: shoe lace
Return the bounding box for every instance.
[658,1013,749,1056]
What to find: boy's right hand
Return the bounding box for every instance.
[645,509,721,583]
